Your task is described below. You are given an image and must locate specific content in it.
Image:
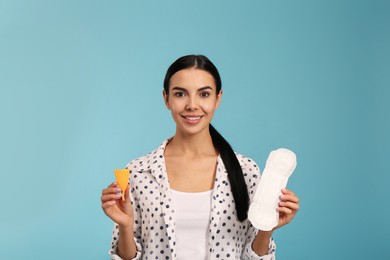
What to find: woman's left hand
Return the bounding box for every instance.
[251,188,300,255]
[274,188,300,230]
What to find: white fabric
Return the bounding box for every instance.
[171,189,212,260]
[248,148,297,231]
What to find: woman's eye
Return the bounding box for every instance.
[200,92,210,97]
[174,92,185,97]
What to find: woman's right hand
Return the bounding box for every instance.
[101,182,134,227]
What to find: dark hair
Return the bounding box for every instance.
[163,54,249,222]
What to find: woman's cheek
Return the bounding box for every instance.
[200,103,214,113]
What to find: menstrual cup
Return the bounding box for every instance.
[114,169,130,201]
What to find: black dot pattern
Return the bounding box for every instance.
[109,139,276,259]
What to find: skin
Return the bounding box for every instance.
[163,68,222,192]
[101,68,300,259]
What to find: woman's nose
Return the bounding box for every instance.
[185,95,198,110]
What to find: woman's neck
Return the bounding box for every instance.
[166,130,217,157]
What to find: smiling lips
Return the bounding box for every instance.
[182,115,204,124]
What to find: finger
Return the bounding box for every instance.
[101,193,122,203]
[281,188,295,196]
[107,182,119,188]
[280,194,300,203]
[124,185,130,201]
[101,200,117,210]
[277,206,293,215]
[102,186,122,196]
[279,201,300,211]
[114,186,130,205]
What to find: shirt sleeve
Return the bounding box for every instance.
[109,230,142,260]
[108,166,143,260]
[242,229,276,260]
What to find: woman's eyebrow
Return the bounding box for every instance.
[171,87,187,92]
[171,86,213,92]
[198,86,213,91]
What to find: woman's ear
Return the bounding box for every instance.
[163,90,170,110]
[215,90,223,109]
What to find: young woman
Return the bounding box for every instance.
[101,55,300,259]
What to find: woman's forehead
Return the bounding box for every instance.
[169,68,216,89]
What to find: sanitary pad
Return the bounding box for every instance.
[248,148,297,231]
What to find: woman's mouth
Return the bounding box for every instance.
[182,115,203,124]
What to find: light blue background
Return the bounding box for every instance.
[1,0,389,259]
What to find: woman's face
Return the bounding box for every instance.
[163,68,222,136]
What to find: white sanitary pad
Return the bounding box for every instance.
[248,148,297,231]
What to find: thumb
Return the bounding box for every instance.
[124,185,131,202]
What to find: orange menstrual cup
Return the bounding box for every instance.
[114,169,130,201]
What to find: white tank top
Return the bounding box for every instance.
[171,189,213,260]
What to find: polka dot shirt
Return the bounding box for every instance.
[109,139,276,259]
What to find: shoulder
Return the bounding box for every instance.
[215,152,261,201]
[235,152,261,176]
[234,153,262,197]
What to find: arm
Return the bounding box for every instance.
[251,188,300,256]
[251,230,273,256]
[102,183,138,259]
[117,223,137,259]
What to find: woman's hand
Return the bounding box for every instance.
[274,188,300,230]
[251,188,300,256]
[101,182,134,227]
